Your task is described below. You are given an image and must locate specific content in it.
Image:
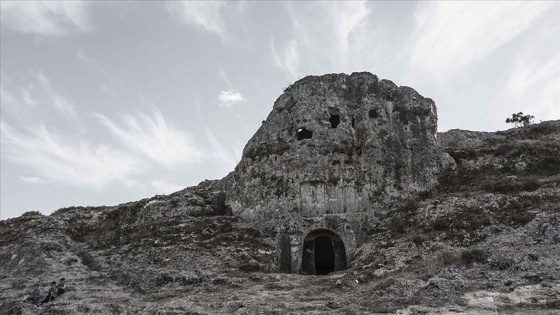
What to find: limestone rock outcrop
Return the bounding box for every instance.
[227,72,454,272]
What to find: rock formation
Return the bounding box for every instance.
[227,72,453,273]
[1,73,559,315]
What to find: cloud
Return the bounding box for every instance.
[202,125,239,171]
[0,1,91,36]
[96,108,203,168]
[191,90,241,171]
[1,122,142,187]
[166,1,243,40]
[36,73,79,121]
[0,72,79,122]
[20,176,47,184]
[0,85,17,112]
[508,56,560,98]
[410,2,553,78]
[271,38,301,80]
[218,90,245,107]
[507,23,560,97]
[331,1,371,55]
[503,15,560,122]
[271,1,372,79]
[218,67,234,88]
[534,77,560,120]
[77,49,124,91]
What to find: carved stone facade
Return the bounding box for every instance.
[226,72,454,274]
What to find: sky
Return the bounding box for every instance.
[1,1,559,219]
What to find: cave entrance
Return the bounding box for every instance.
[301,229,347,275]
[315,236,335,275]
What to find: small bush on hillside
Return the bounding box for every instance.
[461,249,490,264]
[411,234,426,246]
[506,112,534,127]
[436,251,461,266]
[482,177,540,194]
[388,198,420,234]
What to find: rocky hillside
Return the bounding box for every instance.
[1,80,559,313]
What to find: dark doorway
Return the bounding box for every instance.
[314,236,335,275]
[301,229,347,275]
[329,114,340,128]
[297,127,313,140]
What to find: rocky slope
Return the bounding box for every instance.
[1,74,559,314]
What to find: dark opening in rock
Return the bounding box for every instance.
[297,128,313,140]
[315,236,335,275]
[329,114,340,128]
[352,117,355,129]
[301,229,347,275]
[327,107,340,128]
[368,109,378,118]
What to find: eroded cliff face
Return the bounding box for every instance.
[226,73,454,271]
[229,73,452,220]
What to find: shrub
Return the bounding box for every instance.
[411,234,426,246]
[483,178,540,194]
[461,248,490,264]
[506,112,534,127]
[436,251,461,266]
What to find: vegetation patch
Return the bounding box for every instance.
[387,198,419,235]
[482,177,540,194]
[425,200,537,244]
[461,248,490,264]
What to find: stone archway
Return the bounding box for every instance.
[301,229,347,275]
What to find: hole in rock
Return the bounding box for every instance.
[315,236,335,275]
[327,107,340,128]
[329,114,340,128]
[368,109,378,118]
[351,117,355,129]
[297,127,313,140]
[301,229,347,275]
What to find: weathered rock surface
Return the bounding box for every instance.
[227,72,454,272]
[1,73,559,314]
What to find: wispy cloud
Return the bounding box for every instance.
[218,67,234,89]
[166,1,244,40]
[410,2,553,79]
[0,85,17,112]
[77,49,124,92]
[37,73,79,121]
[218,90,245,108]
[506,20,560,121]
[97,108,203,168]
[332,1,371,56]
[272,1,372,79]
[203,125,240,171]
[1,122,142,187]
[271,38,300,80]
[1,73,79,122]
[0,1,91,36]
